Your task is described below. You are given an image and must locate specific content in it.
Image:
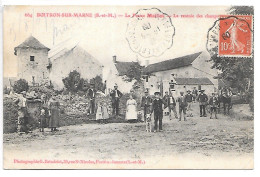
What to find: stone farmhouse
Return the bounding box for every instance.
[14,36,103,90]
[142,51,218,97]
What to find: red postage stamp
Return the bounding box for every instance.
[218,15,253,57]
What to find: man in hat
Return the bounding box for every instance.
[177,91,188,121]
[185,90,194,117]
[151,92,166,132]
[163,90,178,120]
[141,89,152,122]
[110,84,123,116]
[87,83,96,115]
[197,90,208,117]
[209,92,219,119]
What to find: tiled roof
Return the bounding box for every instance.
[142,52,202,74]
[115,61,140,76]
[174,77,213,85]
[14,36,50,55]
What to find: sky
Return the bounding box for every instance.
[3,6,229,77]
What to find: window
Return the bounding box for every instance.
[30,56,35,61]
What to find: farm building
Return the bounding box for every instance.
[14,36,50,86]
[48,40,103,90]
[142,51,218,97]
[14,36,103,90]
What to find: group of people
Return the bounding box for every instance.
[124,87,221,132]
[13,91,61,133]
[13,82,225,134]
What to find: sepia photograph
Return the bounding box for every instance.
[2,5,254,169]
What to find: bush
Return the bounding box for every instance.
[62,70,105,93]
[90,75,105,92]
[62,70,84,93]
[13,79,29,94]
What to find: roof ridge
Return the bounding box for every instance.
[14,36,50,55]
[142,51,203,74]
[148,51,202,67]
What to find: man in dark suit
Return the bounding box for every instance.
[151,92,166,132]
[197,90,208,117]
[177,91,188,121]
[141,89,152,122]
[110,84,123,116]
[87,83,96,115]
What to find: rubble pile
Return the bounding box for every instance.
[3,96,18,133]
[55,94,90,115]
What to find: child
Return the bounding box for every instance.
[96,102,103,123]
[209,93,219,119]
[102,102,109,123]
[96,101,110,124]
[39,107,46,132]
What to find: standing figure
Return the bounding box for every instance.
[39,107,46,132]
[177,92,188,121]
[141,89,152,122]
[96,102,103,123]
[151,92,166,132]
[14,91,28,133]
[192,87,198,102]
[110,84,123,116]
[221,87,232,115]
[163,91,178,120]
[209,93,219,119]
[197,90,208,117]
[48,95,60,132]
[87,83,96,115]
[125,94,138,122]
[102,102,110,123]
[96,101,110,124]
[185,90,194,117]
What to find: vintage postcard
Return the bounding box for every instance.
[3,5,254,169]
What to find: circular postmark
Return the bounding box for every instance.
[126,8,175,58]
[207,15,253,58]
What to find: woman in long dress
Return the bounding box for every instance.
[125,94,138,122]
[48,96,60,132]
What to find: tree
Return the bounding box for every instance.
[124,63,143,82]
[62,70,83,92]
[229,6,254,15]
[90,75,104,91]
[13,79,29,94]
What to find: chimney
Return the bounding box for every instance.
[145,60,149,67]
[113,56,117,63]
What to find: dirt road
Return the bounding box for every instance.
[3,103,254,169]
